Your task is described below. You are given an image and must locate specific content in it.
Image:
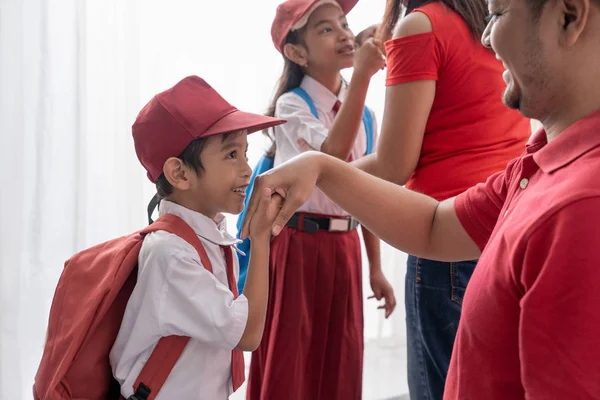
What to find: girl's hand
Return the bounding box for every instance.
[353,38,386,78]
[368,271,397,319]
[356,24,379,47]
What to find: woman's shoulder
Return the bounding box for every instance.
[392,8,433,40]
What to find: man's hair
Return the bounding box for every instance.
[528,0,550,20]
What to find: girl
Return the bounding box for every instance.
[246,1,395,399]
[351,0,532,398]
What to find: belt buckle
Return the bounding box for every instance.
[329,218,349,232]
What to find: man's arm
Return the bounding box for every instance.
[242,152,480,262]
[316,154,480,261]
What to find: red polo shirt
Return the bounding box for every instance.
[449,109,600,399]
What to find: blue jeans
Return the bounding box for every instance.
[405,255,477,400]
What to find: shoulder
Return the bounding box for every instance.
[392,8,433,39]
[276,91,302,107]
[275,90,314,118]
[140,230,197,265]
[527,195,600,252]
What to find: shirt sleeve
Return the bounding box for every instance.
[274,92,329,152]
[385,32,442,86]
[518,197,600,398]
[454,157,519,250]
[140,233,248,350]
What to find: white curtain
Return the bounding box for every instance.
[0,0,406,398]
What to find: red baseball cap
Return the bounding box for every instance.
[132,75,286,182]
[271,0,359,53]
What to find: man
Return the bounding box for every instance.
[241,0,600,398]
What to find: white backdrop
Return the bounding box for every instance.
[0,0,410,398]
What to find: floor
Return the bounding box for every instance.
[229,339,409,400]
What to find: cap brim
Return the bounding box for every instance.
[203,109,286,137]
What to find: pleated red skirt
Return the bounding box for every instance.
[246,225,364,400]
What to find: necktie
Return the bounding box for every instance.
[332,99,342,114]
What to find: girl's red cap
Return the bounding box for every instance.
[271,0,359,53]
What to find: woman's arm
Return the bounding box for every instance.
[352,12,436,185]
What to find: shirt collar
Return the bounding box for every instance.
[158,200,241,247]
[300,75,347,112]
[531,108,600,173]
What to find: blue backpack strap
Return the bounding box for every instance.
[294,86,374,155]
[235,154,274,293]
[362,107,374,155]
[290,87,319,118]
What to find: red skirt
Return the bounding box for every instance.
[246,225,364,400]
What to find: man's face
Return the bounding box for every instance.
[482,0,562,120]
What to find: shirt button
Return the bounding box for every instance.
[520,178,529,189]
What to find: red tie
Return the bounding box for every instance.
[221,246,245,391]
[332,100,354,162]
[332,99,342,114]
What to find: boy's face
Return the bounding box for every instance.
[187,131,252,218]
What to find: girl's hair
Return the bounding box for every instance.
[378,0,488,41]
[263,29,306,158]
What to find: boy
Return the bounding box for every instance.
[109,75,285,399]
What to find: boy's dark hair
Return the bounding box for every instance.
[264,28,307,158]
[155,138,208,199]
[155,131,240,199]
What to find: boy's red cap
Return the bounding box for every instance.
[271,0,359,53]
[133,75,285,182]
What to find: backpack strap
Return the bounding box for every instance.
[129,214,214,400]
[362,107,375,155]
[146,194,161,225]
[290,87,319,118]
[292,86,374,155]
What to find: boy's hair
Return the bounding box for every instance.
[155,137,208,199]
[155,131,240,199]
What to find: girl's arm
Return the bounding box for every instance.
[320,39,385,159]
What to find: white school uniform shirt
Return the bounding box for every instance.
[273,75,378,217]
[110,200,248,400]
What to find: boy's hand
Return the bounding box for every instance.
[353,38,386,79]
[368,271,397,319]
[248,188,284,241]
[242,152,323,239]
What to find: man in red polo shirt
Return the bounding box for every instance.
[240,0,600,397]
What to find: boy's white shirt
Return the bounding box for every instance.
[110,200,249,400]
[273,75,378,216]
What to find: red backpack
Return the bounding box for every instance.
[33,214,241,400]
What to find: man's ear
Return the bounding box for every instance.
[559,0,590,46]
